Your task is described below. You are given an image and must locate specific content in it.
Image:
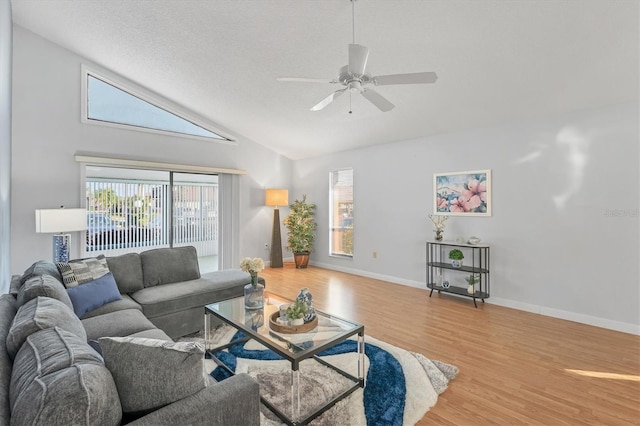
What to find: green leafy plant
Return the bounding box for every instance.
[465,274,480,285]
[448,249,464,260]
[284,195,316,254]
[285,300,308,320]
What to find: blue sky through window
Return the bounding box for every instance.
[87,75,226,140]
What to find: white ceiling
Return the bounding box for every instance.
[11,0,639,160]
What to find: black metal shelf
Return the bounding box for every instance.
[426,241,490,308]
[427,283,490,300]
[427,262,489,274]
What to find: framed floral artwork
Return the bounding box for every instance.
[434,169,492,216]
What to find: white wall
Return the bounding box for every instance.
[293,103,640,334]
[10,26,291,274]
[0,0,11,293]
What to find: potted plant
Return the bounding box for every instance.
[284,195,316,269]
[285,299,308,326]
[448,249,464,268]
[465,274,480,294]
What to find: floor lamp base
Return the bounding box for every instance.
[270,208,283,268]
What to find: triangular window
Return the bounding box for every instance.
[85,72,229,141]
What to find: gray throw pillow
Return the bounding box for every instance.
[6,297,87,360]
[98,336,207,413]
[56,255,110,288]
[17,274,73,310]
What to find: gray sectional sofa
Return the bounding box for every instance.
[0,246,262,425]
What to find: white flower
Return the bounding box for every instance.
[240,257,265,274]
[428,214,448,231]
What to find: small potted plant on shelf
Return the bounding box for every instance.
[465,274,480,295]
[285,299,308,326]
[448,249,464,268]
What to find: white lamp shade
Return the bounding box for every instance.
[35,208,87,233]
[265,189,288,207]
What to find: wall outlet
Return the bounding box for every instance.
[372,251,377,258]
[264,243,270,250]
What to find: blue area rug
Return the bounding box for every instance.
[203,328,458,426]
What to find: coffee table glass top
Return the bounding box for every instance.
[205,292,363,361]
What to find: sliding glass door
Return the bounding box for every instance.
[84,167,219,271]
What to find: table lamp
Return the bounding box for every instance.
[35,207,87,263]
[265,189,288,268]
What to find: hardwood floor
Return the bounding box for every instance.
[260,263,640,425]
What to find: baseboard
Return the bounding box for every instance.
[310,261,425,289]
[310,262,640,336]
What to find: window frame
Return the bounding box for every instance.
[329,168,354,258]
[80,65,235,144]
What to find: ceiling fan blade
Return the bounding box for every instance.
[373,72,438,85]
[277,77,337,84]
[310,89,346,111]
[361,88,395,112]
[348,44,369,75]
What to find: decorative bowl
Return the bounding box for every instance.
[468,236,481,245]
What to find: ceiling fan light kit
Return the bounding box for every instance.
[277,0,438,113]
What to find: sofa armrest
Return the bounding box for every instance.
[128,373,260,426]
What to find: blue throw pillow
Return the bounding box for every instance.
[66,272,122,318]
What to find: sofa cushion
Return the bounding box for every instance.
[99,336,207,413]
[140,246,200,287]
[106,252,144,293]
[0,295,18,425]
[17,274,73,310]
[9,275,22,297]
[56,255,110,288]
[6,297,86,360]
[11,364,121,426]
[80,294,142,319]
[81,309,158,341]
[10,327,104,410]
[20,260,63,286]
[130,270,255,319]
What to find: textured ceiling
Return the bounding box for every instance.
[11,0,639,160]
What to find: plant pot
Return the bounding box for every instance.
[467,284,475,295]
[450,259,463,268]
[290,318,304,326]
[294,252,310,269]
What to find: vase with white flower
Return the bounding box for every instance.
[240,257,265,309]
[428,214,448,241]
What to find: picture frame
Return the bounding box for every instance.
[433,169,492,216]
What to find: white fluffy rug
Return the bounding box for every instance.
[192,325,458,426]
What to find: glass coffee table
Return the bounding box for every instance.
[204,292,365,425]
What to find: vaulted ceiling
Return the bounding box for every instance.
[11,0,639,160]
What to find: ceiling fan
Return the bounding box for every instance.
[277,0,438,113]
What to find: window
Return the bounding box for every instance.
[83,68,231,142]
[330,169,353,257]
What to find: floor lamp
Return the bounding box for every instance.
[265,189,288,268]
[35,207,87,263]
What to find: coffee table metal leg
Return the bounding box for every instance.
[291,368,300,421]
